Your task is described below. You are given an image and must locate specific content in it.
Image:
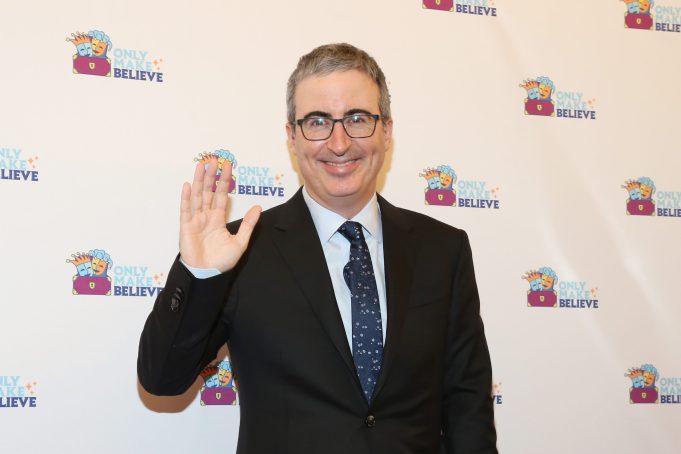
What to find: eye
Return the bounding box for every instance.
[304,117,329,129]
[346,114,368,125]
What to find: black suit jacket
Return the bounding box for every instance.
[138,188,497,453]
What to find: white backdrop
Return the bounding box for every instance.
[1,0,680,452]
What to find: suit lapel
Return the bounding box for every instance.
[372,195,418,401]
[271,189,360,389]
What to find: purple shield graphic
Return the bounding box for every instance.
[201,387,237,405]
[527,291,557,307]
[627,199,655,216]
[211,175,237,193]
[73,56,111,77]
[625,13,653,30]
[423,0,454,11]
[73,276,112,296]
[425,189,456,206]
[524,99,555,117]
[630,387,658,404]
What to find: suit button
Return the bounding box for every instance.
[365,415,376,428]
[170,297,181,312]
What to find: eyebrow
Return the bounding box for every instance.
[301,108,373,119]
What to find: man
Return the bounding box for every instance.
[138,43,497,453]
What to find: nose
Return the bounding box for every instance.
[326,121,351,156]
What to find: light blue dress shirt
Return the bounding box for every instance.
[182,187,388,351]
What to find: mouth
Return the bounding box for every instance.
[322,159,360,175]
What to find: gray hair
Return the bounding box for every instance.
[286,43,391,125]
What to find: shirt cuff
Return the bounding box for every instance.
[179,257,221,279]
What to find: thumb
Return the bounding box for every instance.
[234,205,262,249]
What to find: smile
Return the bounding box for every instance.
[324,160,357,167]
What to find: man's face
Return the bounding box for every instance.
[286,70,392,216]
[639,0,651,13]
[538,83,552,100]
[643,371,655,387]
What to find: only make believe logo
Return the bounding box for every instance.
[195,149,285,198]
[0,147,39,183]
[522,267,599,309]
[66,249,164,297]
[623,177,681,218]
[422,0,498,17]
[492,382,503,405]
[199,359,238,406]
[625,364,681,404]
[420,165,500,209]
[621,0,681,33]
[0,376,37,408]
[520,77,597,120]
[66,30,164,82]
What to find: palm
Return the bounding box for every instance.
[179,160,261,273]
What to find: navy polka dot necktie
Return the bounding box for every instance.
[337,221,383,403]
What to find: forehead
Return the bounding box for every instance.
[294,70,380,116]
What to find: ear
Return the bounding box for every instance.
[285,122,297,155]
[382,118,394,151]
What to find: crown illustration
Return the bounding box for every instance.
[622,179,640,191]
[66,33,91,46]
[66,253,91,266]
[625,368,644,379]
[522,271,541,282]
[195,151,219,164]
[200,365,219,380]
[519,79,539,90]
[420,168,440,180]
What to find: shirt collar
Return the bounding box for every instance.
[302,186,382,244]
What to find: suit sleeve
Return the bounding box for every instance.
[442,231,498,453]
[137,255,237,396]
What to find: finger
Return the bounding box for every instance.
[180,182,191,225]
[234,205,262,250]
[202,159,218,211]
[212,161,232,212]
[190,161,205,216]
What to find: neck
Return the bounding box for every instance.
[304,188,374,219]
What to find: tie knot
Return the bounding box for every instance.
[337,221,364,245]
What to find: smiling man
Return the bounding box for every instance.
[138,43,497,454]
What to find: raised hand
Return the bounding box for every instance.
[179,159,261,273]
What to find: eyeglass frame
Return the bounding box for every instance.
[293,113,381,141]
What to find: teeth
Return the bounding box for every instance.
[326,160,355,167]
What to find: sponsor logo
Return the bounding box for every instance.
[493,382,503,405]
[623,177,681,217]
[66,30,164,82]
[422,0,498,17]
[520,77,597,120]
[66,249,164,297]
[522,267,599,309]
[199,359,238,406]
[0,147,39,182]
[0,376,37,408]
[420,165,500,209]
[621,0,681,33]
[195,149,285,198]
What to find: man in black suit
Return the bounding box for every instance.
[138,43,497,453]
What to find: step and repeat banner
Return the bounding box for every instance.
[1,0,679,452]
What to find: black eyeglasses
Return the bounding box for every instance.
[294,114,381,141]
